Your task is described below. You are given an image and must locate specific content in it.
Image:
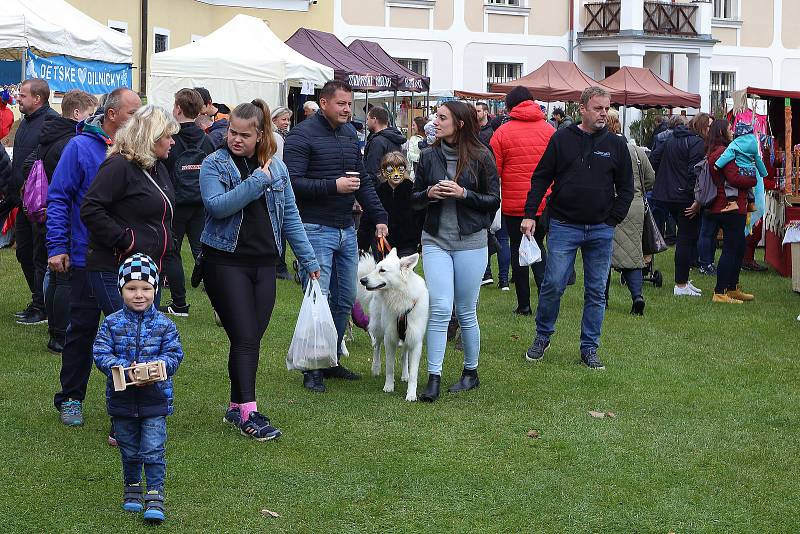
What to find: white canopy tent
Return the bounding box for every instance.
[148,14,333,109]
[0,0,132,63]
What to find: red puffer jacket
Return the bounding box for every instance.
[489,100,555,217]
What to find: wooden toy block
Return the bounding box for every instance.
[111,360,167,391]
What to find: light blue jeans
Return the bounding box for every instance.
[422,244,487,375]
[299,224,358,357]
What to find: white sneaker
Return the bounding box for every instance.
[674,284,701,297]
[686,280,702,294]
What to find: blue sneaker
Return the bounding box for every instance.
[59,399,83,426]
[223,406,241,427]
[240,411,282,441]
[143,490,165,523]
[525,336,550,362]
[122,483,143,513]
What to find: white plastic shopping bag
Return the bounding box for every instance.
[518,234,542,266]
[286,280,338,371]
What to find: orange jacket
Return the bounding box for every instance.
[489,100,554,217]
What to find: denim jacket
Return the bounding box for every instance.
[199,149,320,274]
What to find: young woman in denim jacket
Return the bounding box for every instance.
[199,99,320,441]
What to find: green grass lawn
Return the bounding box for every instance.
[1,246,799,532]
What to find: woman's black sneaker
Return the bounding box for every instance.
[240,411,282,441]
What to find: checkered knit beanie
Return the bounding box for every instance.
[734,122,754,138]
[118,253,159,293]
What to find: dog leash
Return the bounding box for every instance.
[376,236,392,260]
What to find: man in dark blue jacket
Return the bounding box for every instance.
[284,80,388,393]
[47,87,142,427]
[8,79,58,325]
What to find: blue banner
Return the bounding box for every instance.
[25,50,131,94]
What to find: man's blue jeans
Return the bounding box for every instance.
[535,219,614,352]
[112,416,167,491]
[300,224,358,357]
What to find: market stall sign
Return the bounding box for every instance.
[25,50,131,94]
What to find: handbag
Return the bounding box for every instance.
[636,153,668,255]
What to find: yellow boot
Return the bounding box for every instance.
[727,285,754,301]
[713,293,743,304]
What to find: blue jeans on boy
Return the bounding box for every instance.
[535,219,614,352]
[113,416,167,491]
[422,244,487,375]
[299,224,358,356]
[698,210,720,267]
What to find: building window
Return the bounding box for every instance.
[710,71,736,114]
[154,27,170,53]
[713,0,735,19]
[108,20,128,34]
[395,58,428,77]
[486,0,521,5]
[486,62,522,92]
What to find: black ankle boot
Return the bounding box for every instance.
[448,368,480,393]
[419,374,441,402]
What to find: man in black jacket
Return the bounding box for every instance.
[7,79,59,325]
[160,88,215,317]
[521,86,634,370]
[475,101,494,148]
[284,80,388,393]
[21,90,98,346]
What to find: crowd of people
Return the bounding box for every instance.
[0,75,772,522]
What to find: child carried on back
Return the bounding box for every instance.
[714,122,768,212]
[93,253,184,524]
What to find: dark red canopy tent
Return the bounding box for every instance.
[347,39,429,92]
[490,60,616,102]
[601,66,701,108]
[286,28,394,91]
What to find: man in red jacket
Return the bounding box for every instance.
[0,90,13,142]
[490,86,554,315]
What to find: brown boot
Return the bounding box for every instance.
[713,293,743,304]
[727,285,754,301]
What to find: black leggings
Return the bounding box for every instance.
[203,262,276,404]
[504,214,547,309]
[708,212,746,293]
[658,201,700,284]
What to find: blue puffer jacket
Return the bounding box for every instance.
[283,111,387,228]
[93,304,184,418]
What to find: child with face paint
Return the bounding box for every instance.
[376,152,423,257]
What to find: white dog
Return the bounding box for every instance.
[359,249,429,401]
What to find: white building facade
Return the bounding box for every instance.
[333,0,800,114]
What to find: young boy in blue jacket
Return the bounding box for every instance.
[93,253,184,524]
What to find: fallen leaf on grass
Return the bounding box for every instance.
[588,411,606,418]
[261,509,280,518]
[287,399,295,405]
[511,334,520,341]
[606,412,616,418]
[526,429,540,439]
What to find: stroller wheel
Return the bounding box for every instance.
[653,270,663,288]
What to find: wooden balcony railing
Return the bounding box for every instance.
[584,1,621,35]
[583,1,699,37]
[643,1,698,36]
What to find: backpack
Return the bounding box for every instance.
[693,157,716,207]
[22,159,48,223]
[171,137,208,204]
